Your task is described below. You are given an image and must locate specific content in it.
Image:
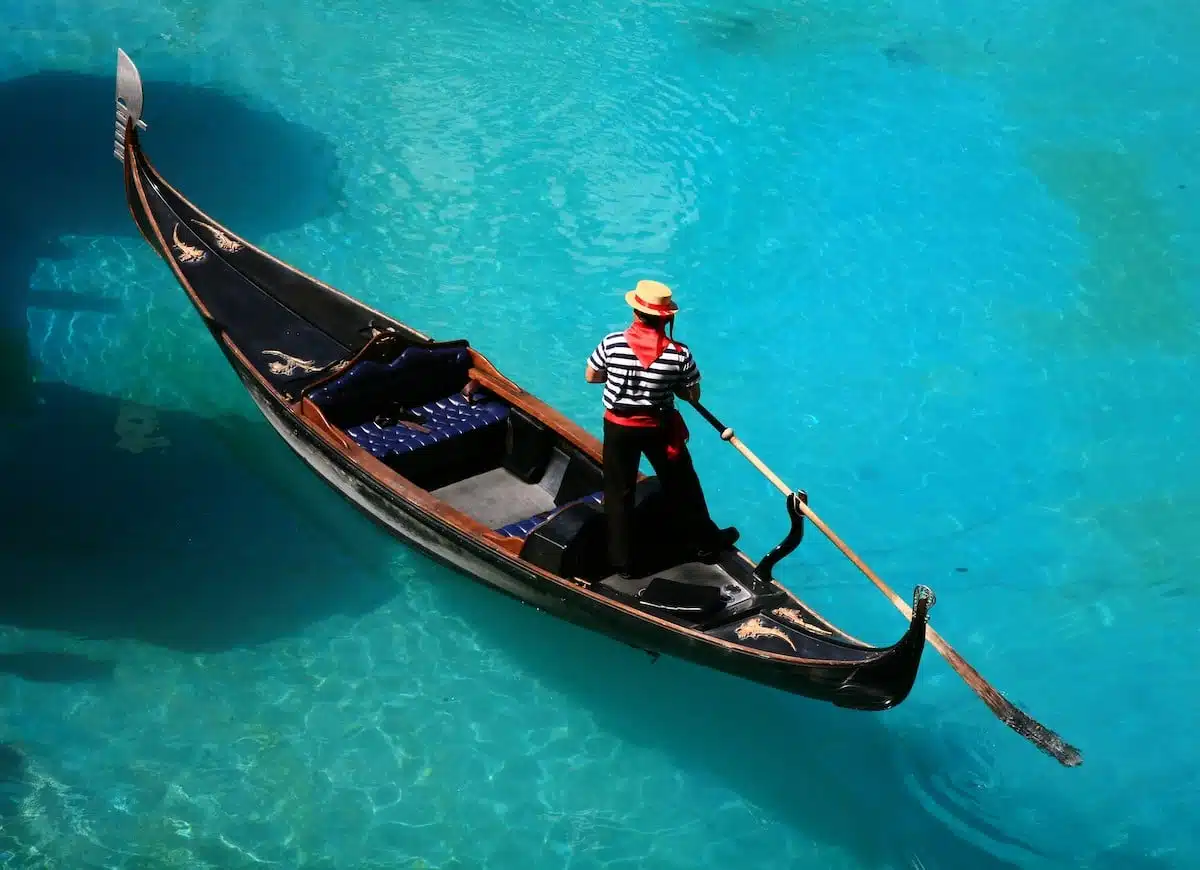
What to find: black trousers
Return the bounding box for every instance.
[602,417,720,573]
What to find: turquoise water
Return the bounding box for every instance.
[2,0,1197,867]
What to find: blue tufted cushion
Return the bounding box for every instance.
[308,345,471,424]
[346,392,508,460]
[495,491,604,539]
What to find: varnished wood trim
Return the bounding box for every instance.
[484,534,525,555]
[297,397,349,449]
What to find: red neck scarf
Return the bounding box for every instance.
[623,317,675,368]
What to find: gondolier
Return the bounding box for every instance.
[585,280,739,577]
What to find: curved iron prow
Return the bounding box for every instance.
[753,489,808,583]
[113,48,147,163]
[832,583,936,710]
[910,583,935,623]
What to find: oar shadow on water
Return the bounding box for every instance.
[0,380,398,653]
[422,559,1052,870]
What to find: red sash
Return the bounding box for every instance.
[664,407,690,460]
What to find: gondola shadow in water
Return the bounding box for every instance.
[0,380,397,653]
[0,68,342,411]
[0,742,30,857]
[425,560,1058,870]
[0,650,116,684]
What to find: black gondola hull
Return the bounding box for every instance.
[229,357,927,708]
[111,48,932,712]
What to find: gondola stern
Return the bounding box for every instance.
[114,48,147,164]
[112,48,166,263]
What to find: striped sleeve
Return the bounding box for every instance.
[587,339,607,371]
[678,347,700,389]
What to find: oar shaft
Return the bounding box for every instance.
[687,402,793,496]
[688,398,1082,767]
[729,435,791,497]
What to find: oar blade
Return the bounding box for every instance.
[935,636,1083,767]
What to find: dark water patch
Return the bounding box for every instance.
[24,289,122,315]
[0,380,397,652]
[0,69,343,409]
[853,462,881,482]
[0,650,115,683]
[697,12,760,49]
[0,743,30,859]
[1056,489,1199,602]
[883,40,926,66]
[682,4,992,78]
[0,742,24,805]
[1013,146,1197,355]
[683,6,825,55]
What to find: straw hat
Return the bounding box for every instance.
[625,279,679,316]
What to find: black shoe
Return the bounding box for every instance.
[696,526,740,562]
[610,560,637,580]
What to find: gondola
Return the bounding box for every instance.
[110,48,935,712]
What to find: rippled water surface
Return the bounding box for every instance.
[2,0,1197,868]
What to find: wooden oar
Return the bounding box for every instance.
[688,399,1083,768]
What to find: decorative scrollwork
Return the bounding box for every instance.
[261,350,347,378]
[171,224,206,264]
[772,607,832,635]
[734,616,797,651]
[191,220,243,252]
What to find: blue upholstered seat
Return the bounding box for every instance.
[346,393,508,460]
[495,491,604,539]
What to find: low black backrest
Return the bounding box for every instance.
[308,343,472,428]
[503,405,558,483]
[553,447,605,505]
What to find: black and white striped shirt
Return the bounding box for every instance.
[587,331,700,415]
